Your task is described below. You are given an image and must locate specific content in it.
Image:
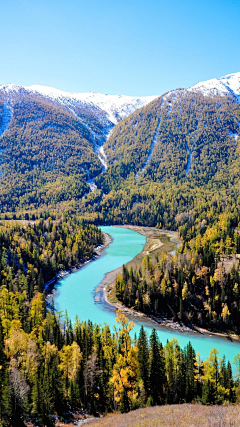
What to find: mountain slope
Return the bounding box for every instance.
[189,71,240,100]
[0,83,157,127]
[0,84,157,212]
[96,89,240,191]
[26,84,157,125]
[78,72,240,231]
[1,72,240,216]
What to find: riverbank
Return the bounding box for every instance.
[95,225,178,295]
[46,232,112,299]
[96,226,194,333]
[97,226,240,342]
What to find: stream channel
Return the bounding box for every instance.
[53,226,240,363]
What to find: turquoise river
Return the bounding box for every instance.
[54,226,240,363]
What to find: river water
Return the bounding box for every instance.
[54,226,240,363]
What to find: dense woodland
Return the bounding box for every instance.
[0,219,239,425]
[0,217,102,299]
[0,303,239,426]
[112,207,240,332]
[95,92,240,189]
[0,93,112,212]
[1,87,240,424]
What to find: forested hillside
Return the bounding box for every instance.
[99,91,240,187]
[0,304,238,426]
[0,217,102,297]
[0,92,105,212]
[0,84,156,214]
[1,76,240,221]
[1,74,240,425]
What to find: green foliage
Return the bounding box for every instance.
[114,222,240,334]
[0,95,105,212]
[0,217,102,299]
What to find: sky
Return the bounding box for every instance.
[1,0,240,96]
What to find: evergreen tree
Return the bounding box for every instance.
[137,326,150,396]
[0,319,10,422]
[149,329,165,404]
[185,342,196,402]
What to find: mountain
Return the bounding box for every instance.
[25,84,157,125]
[97,73,240,187]
[189,71,240,100]
[0,83,157,128]
[1,72,240,217]
[80,72,240,229]
[0,84,157,212]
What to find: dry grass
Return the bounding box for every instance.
[86,404,240,427]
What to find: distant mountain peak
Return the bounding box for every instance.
[189,71,240,99]
[0,83,158,125]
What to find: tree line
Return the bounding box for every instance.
[0,217,102,300]
[115,221,240,334]
[0,305,239,426]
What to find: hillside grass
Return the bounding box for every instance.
[86,404,240,427]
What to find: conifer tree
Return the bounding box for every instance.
[137,326,149,396]
[149,329,165,404]
[185,342,196,402]
[0,318,10,422]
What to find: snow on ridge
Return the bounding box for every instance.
[0,83,158,124]
[26,85,158,124]
[189,71,240,99]
[0,83,22,94]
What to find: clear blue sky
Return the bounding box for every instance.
[1,0,240,96]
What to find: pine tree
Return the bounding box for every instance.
[185,342,196,402]
[137,326,149,397]
[202,379,214,404]
[0,318,11,422]
[149,329,165,404]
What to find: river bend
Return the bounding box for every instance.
[54,226,240,362]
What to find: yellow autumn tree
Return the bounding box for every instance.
[221,303,230,324]
[110,309,139,411]
[182,282,188,300]
[4,320,39,382]
[58,341,82,383]
[194,352,203,382]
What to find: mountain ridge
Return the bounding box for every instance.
[1,70,240,214]
[189,71,240,99]
[0,83,158,125]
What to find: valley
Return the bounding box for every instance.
[1,71,240,425]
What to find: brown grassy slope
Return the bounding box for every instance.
[86,404,240,427]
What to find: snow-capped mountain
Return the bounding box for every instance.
[189,71,240,100]
[0,83,157,125]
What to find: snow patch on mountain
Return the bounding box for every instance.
[98,145,107,170]
[138,100,164,177]
[0,84,21,95]
[230,131,238,142]
[0,84,156,125]
[189,72,240,100]
[28,85,157,124]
